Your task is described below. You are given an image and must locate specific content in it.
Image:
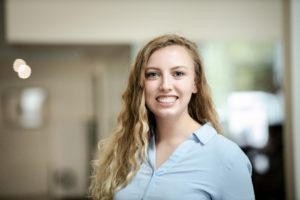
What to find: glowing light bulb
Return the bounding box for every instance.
[18,64,32,79]
[13,58,26,72]
[18,64,27,73]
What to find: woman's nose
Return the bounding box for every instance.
[159,76,172,91]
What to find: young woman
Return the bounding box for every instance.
[90,34,255,200]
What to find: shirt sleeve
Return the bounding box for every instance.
[222,145,255,200]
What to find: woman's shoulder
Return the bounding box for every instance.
[200,124,250,167]
[214,133,243,154]
[193,124,255,199]
[193,123,250,167]
[212,132,255,199]
[198,124,242,151]
[211,132,252,173]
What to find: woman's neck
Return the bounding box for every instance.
[155,114,200,145]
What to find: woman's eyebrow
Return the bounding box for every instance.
[145,66,160,70]
[171,66,188,70]
[145,66,188,70]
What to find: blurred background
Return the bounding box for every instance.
[0,0,299,200]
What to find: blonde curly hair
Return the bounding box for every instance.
[89,34,221,200]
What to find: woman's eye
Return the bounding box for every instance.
[174,71,185,77]
[145,72,159,79]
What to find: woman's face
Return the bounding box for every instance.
[144,45,197,120]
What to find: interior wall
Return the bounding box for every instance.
[0,43,130,196]
[5,0,283,44]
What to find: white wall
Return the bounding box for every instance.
[5,0,283,44]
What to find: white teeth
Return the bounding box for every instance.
[157,97,177,103]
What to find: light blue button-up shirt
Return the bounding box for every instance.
[114,123,255,200]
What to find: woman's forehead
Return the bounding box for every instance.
[145,46,193,70]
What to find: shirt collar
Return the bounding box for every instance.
[192,123,217,145]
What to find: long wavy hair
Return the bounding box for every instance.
[89,34,221,200]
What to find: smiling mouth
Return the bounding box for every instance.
[156,96,178,103]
